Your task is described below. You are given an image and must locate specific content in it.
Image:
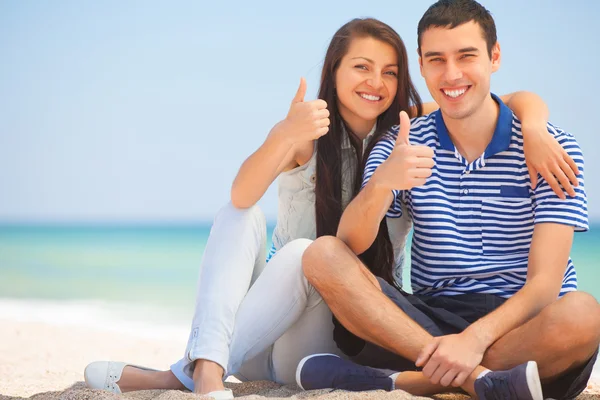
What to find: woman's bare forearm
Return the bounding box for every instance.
[230,121,299,209]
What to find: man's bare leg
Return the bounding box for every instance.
[482,291,600,382]
[394,371,464,396]
[303,236,600,395]
[302,236,487,396]
[303,236,430,359]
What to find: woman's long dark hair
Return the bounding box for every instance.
[314,18,423,289]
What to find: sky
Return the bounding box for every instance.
[1,0,599,224]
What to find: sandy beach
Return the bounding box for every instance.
[1,300,599,399]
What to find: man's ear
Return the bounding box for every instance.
[418,49,424,77]
[491,42,501,72]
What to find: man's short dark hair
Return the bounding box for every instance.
[417,0,497,57]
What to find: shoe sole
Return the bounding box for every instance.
[206,388,234,399]
[525,361,543,400]
[295,353,340,390]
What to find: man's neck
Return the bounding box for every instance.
[443,95,500,163]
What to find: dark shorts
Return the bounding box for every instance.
[333,278,598,400]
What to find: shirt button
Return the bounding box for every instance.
[463,189,469,195]
[310,174,316,183]
[465,170,470,175]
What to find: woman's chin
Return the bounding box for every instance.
[356,112,382,123]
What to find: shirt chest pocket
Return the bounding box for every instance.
[481,199,534,257]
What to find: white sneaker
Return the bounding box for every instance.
[84,360,234,398]
[84,361,157,393]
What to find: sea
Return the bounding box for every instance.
[0,223,599,336]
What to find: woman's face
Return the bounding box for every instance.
[335,36,399,134]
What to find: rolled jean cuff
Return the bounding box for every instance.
[188,346,229,374]
[170,347,230,392]
[185,325,230,371]
[170,358,195,391]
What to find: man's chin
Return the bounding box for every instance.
[441,105,473,121]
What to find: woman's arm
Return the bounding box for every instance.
[231,78,330,209]
[501,91,579,199]
[231,123,308,209]
[416,92,579,198]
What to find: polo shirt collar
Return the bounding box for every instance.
[434,93,513,159]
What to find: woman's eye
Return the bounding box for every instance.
[384,71,397,77]
[354,65,368,70]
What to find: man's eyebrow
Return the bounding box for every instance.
[351,56,398,68]
[423,47,480,58]
[423,51,443,58]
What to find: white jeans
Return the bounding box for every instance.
[170,202,340,390]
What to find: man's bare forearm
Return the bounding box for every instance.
[463,223,572,349]
[463,277,562,349]
[337,178,394,255]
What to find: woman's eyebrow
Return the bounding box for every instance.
[351,57,398,68]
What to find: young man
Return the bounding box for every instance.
[297,1,600,399]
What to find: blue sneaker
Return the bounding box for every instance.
[296,353,395,392]
[474,361,543,400]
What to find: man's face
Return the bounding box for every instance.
[419,21,500,121]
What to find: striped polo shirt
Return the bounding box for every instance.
[362,94,588,298]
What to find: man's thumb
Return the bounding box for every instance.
[395,110,411,146]
[291,77,307,104]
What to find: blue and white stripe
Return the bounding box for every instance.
[266,242,277,263]
[362,95,587,298]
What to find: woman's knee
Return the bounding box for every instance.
[215,201,266,230]
[272,238,313,270]
[219,201,264,220]
[279,238,313,257]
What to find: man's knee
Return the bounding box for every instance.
[562,292,600,336]
[540,292,600,352]
[302,235,347,285]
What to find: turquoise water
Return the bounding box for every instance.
[0,224,598,311]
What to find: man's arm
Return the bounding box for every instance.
[465,126,588,348]
[337,176,396,255]
[417,127,588,387]
[418,224,575,387]
[461,223,572,345]
[337,111,434,254]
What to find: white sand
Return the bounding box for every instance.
[0,299,598,399]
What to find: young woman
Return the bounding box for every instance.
[84,18,579,399]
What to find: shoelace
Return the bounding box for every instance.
[480,374,518,400]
